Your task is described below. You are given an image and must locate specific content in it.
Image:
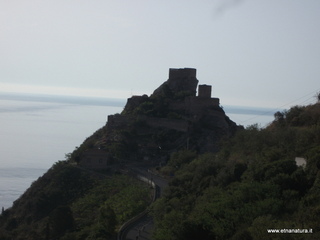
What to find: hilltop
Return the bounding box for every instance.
[71,68,239,169]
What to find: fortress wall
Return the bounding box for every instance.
[145,117,188,132]
[107,114,189,132]
[186,97,220,114]
[169,68,196,79]
[168,97,220,115]
[107,114,133,128]
[168,101,185,111]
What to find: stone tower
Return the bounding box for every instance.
[152,68,199,97]
[168,68,197,80]
[198,84,212,98]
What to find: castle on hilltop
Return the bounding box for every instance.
[151,68,220,114]
[125,68,220,115]
[107,67,223,134]
[79,68,235,169]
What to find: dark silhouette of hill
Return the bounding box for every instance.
[71,68,240,168]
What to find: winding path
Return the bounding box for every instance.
[118,165,168,240]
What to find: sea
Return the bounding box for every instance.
[0,93,276,210]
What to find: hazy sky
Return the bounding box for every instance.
[1,0,320,108]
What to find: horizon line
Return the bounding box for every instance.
[0,91,284,117]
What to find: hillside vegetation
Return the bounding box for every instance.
[151,103,320,240]
[0,163,152,240]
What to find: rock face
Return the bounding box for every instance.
[78,68,240,166]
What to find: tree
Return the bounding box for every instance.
[316,91,320,103]
[98,204,117,235]
[87,205,117,239]
[49,206,74,238]
[274,111,284,122]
